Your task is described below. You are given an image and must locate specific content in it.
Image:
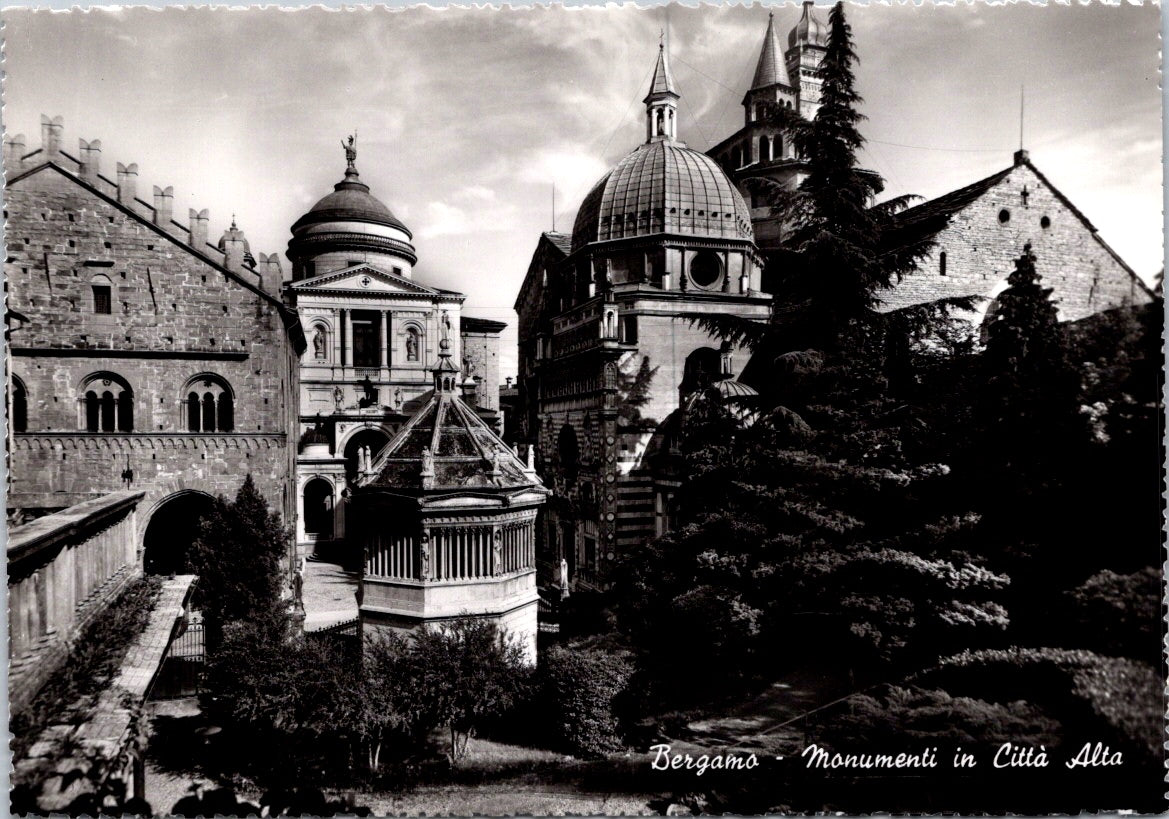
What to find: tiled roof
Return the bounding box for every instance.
[543,231,572,256]
[646,44,677,99]
[751,13,792,90]
[884,165,1014,250]
[363,391,538,493]
[571,141,754,252]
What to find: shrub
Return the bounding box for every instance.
[538,646,633,757]
[1064,568,1161,663]
[929,647,1163,765]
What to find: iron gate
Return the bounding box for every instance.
[151,617,205,700]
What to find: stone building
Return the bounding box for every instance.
[285,140,504,557]
[4,115,305,576]
[705,10,1152,323]
[879,150,1154,327]
[515,45,771,587]
[351,334,547,662]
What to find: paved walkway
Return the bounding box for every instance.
[301,558,359,631]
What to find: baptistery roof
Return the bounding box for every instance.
[571,140,754,253]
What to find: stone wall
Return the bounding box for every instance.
[879,163,1152,322]
[6,157,300,525]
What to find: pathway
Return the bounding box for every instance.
[301,558,359,631]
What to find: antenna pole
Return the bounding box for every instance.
[552,184,556,232]
[1019,85,1024,150]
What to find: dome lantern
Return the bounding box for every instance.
[644,37,680,143]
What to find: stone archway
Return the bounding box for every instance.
[343,428,391,481]
[142,491,216,575]
[303,477,335,540]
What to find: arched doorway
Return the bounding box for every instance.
[343,428,391,481]
[143,491,216,575]
[303,478,335,540]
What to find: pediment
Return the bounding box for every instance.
[292,264,440,295]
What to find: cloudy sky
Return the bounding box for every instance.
[3,2,1162,378]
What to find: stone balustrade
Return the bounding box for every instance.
[8,490,144,715]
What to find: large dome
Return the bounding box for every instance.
[571,140,754,253]
[291,171,410,238]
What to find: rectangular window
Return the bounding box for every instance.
[620,315,638,344]
[351,310,380,367]
[93,285,112,314]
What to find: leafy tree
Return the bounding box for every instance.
[188,474,291,648]
[617,355,659,431]
[379,618,530,763]
[537,647,633,757]
[1063,568,1162,664]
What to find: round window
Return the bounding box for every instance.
[998,209,1011,224]
[1040,215,1051,229]
[689,251,722,288]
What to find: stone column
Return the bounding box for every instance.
[344,310,354,368]
[331,308,342,366]
[379,311,389,370]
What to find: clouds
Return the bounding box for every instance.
[2,2,1161,383]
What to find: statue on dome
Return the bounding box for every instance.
[342,133,357,170]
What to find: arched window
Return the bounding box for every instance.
[11,376,27,433]
[80,373,133,432]
[89,274,113,315]
[760,136,771,162]
[182,375,234,433]
[939,251,947,276]
[774,134,783,158]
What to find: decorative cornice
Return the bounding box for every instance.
[10,347,249,361]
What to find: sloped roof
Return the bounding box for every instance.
[886,157,1151,296]
[543,231,572,256]
[885,165,1014,250]
[645,43,677,100]
[362,390,539,493]
[751,13,792,90]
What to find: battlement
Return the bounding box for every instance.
[4,114,284,296]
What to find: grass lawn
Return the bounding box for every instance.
[362,736,658,815]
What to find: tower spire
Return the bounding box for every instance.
[644,41,680,142]
[751,10,791,90]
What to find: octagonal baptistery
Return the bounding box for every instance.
[287,140,418,281]
[568,46,763,294]
[352,344,548,663]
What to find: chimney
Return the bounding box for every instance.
[116,162,138,206]
[257,253,284,297]
[4,133,26,170]
[78,138,102,183]
[189,208,209,249]
[152,185,174,227]
[40,114,63,158]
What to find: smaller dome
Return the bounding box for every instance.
[715,380,758,400]
[293,171,410,237]
[789,1,829,50]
